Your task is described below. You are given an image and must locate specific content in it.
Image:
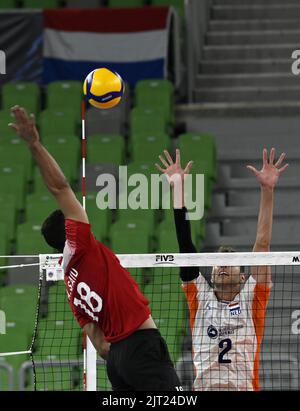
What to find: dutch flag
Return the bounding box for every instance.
[43,7,173,86]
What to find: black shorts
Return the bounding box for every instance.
[106,329,182,391]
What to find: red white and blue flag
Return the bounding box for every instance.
[228,302,241,316]
[43,7,172,86]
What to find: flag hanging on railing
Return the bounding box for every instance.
[43,7,172,87]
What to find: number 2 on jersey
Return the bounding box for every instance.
[218,338,232,364]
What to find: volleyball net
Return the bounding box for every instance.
[0,252,300,391]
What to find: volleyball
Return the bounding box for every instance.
[83,68,125,109]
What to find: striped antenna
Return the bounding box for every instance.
[81,100,86,211]
[81,99,97,392]
[81,99,87,391]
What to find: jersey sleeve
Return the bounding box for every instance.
[65,219,94,254]
[69,302,92,329]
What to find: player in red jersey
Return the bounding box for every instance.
[9,106,182,391]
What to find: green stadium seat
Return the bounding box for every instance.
[163,208,204,242]
[0,163,26,210]
[151,0,185,18]
[2,82,40,115]
[36,319,81,359]
[41,133,79,148]
[135,79,175,125]
[0,284,38,390]
[144,282,185,361]
[38,109,78,137]
[130,107,167,135]
[110,220,151,253]
[136,79,174,98]
[0,109,18,139]
[127,161,161,209]
[33,365,82,391]
[0,223,8,285]
[16,223,53,254]
[117,208,157,234]
[26,193,57,224]
[108,0,145,7]
[0,136,33,182]
[157,219,179,253]
[47,81,82,113]
[44,139,80,183]
[131,134,171,163]
[0,194,16,242]
[87,134,125,166]
[33,165,74,194]
[75,192,112,241]
[177,133,217,181]
[0,0,16,8]
[22,0,59,7]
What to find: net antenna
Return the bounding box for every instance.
[81,100,97,391]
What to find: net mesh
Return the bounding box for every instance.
[1,253,300,391]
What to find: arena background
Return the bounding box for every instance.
[0,0,300,392]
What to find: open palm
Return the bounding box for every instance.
[247,148,289,190]
[155,149,193,186]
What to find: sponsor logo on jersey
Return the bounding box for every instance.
[228,302,241,316]
[219,324,243,337]
[207,325,218,339]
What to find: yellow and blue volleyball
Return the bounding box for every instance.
[83,68,125,109]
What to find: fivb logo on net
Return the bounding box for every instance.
[0,50,6,75]
[95,167,205,220]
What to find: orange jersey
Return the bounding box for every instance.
[183,275,271,391]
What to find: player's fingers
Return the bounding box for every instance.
[11,106,27,124]
[8,123,19,133]
[270,147,276,164]
[184,161,193,174]
[175,149,181,166]
[263,148,268,165]
[155,163,166,174]
[164,150,174,166]
[275,152,286,168]
[278,163,289,175]
[246,165,259,176]
[159,155,169,169]
[29,113,36,127]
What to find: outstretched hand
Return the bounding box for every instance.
[8,106,39,147]
[247,148,289,190]
[155,149,193,186]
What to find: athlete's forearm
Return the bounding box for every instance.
[174,207,199,281]
[253,187,274,251]
[83,323,110,360]
[29,141,70,195]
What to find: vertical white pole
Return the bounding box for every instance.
[82,100,97,391]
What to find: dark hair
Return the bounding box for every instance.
[217,245,237,253]
[41,210,66,252]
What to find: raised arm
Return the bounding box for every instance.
[9,106,88,223]
[247,148,289,287]
[156,149,199,281]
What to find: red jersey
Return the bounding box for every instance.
[62,219,151,343]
